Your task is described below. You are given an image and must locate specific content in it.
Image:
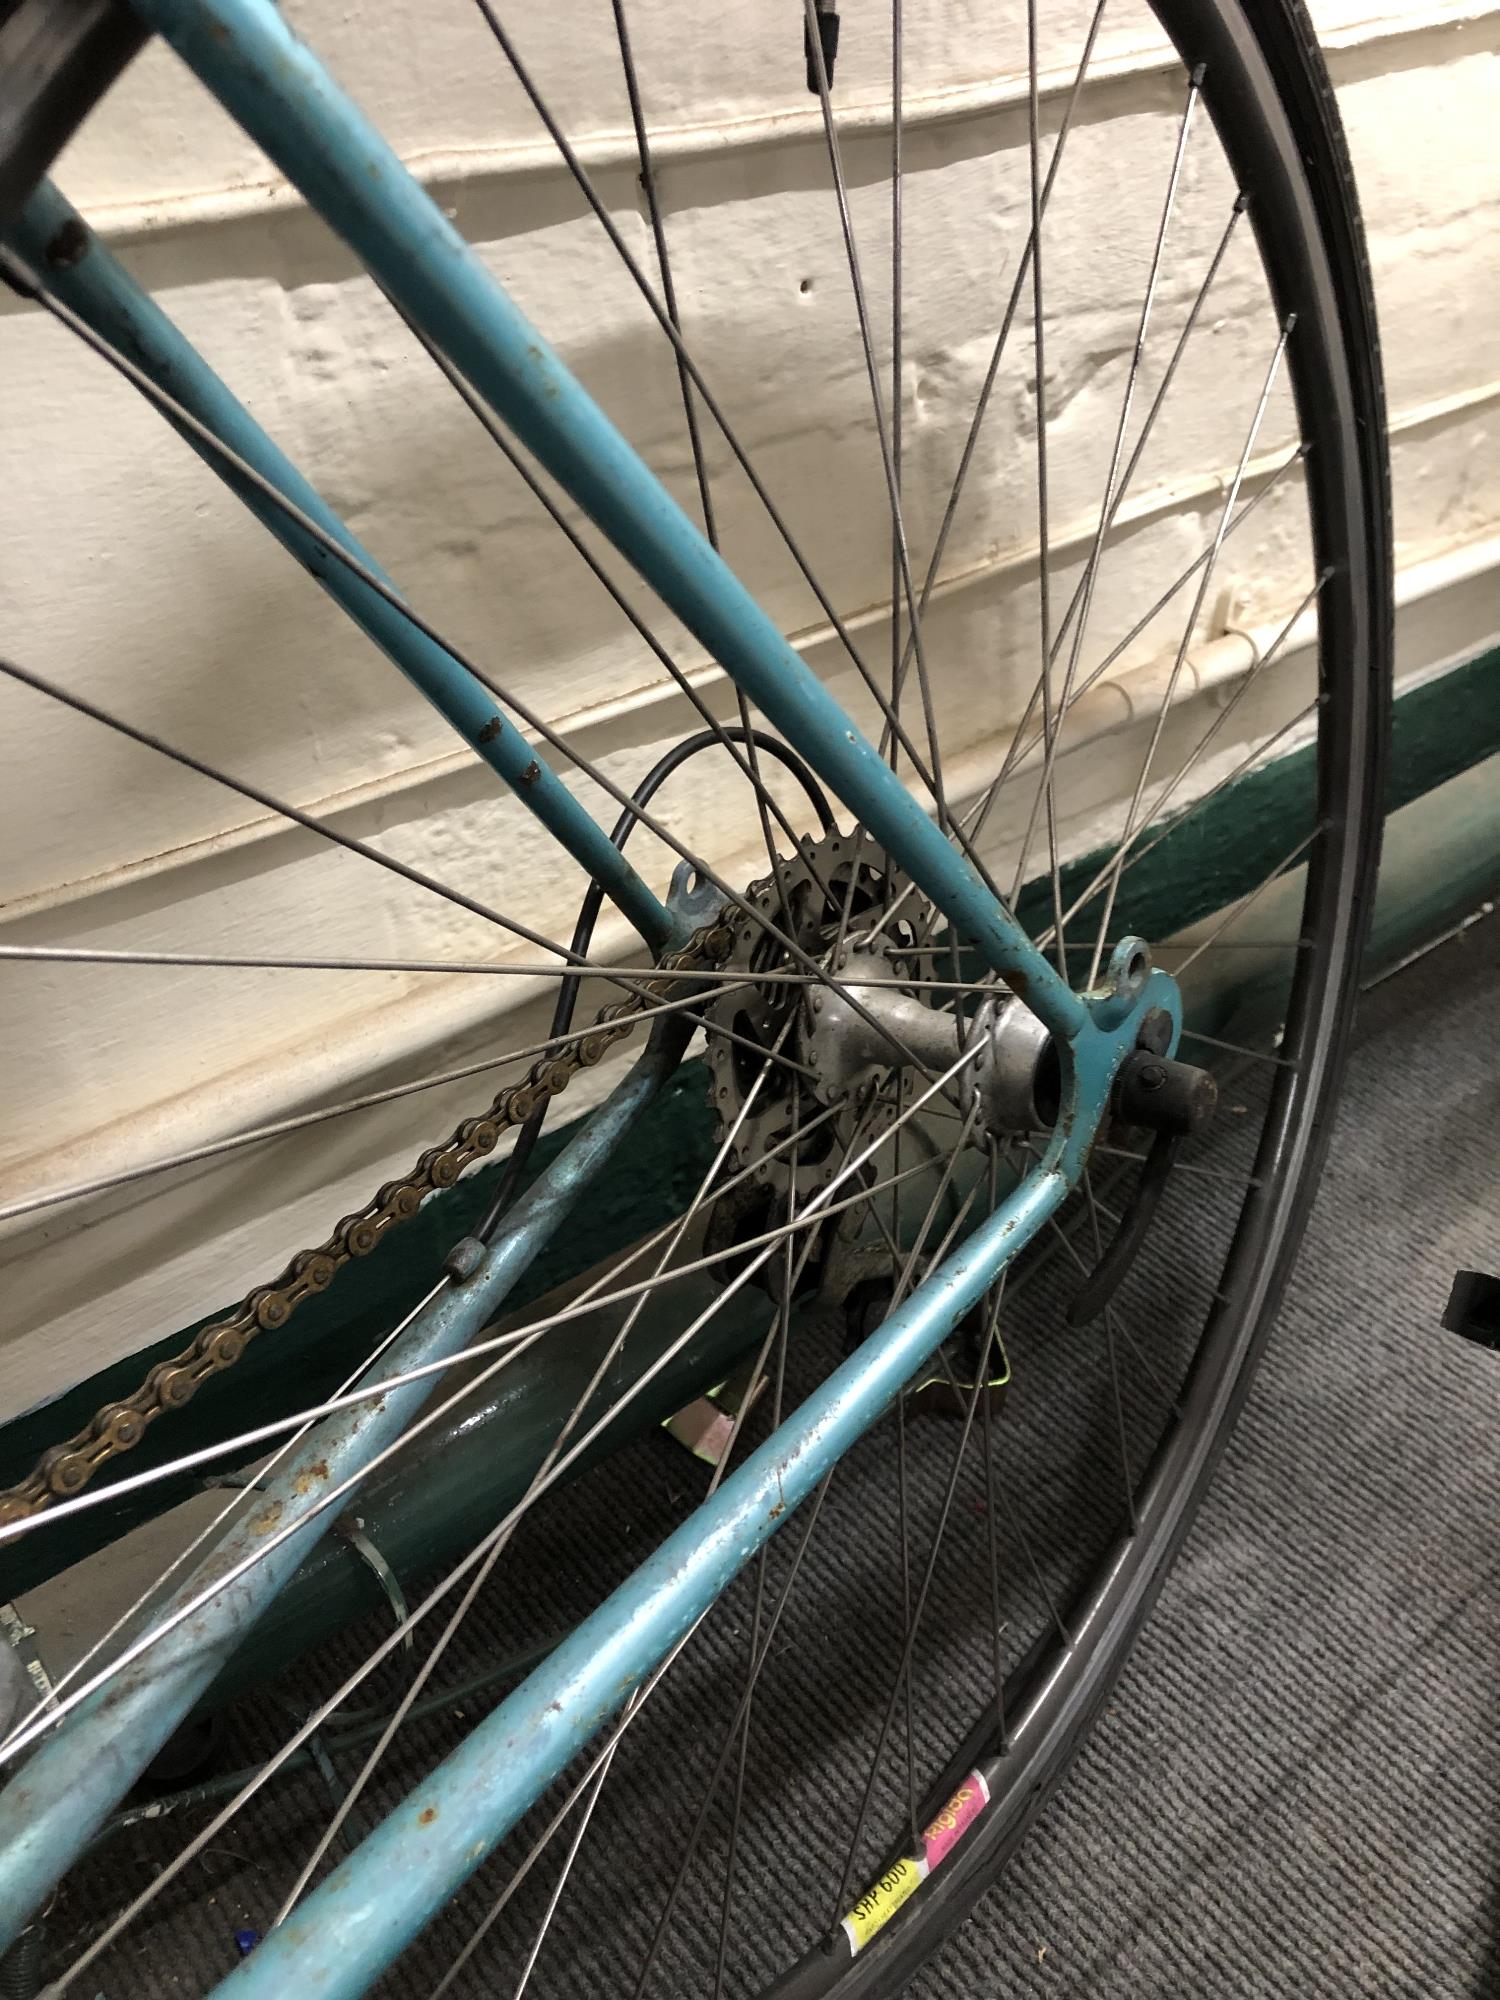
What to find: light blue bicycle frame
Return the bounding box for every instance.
[0,1,1185,1989]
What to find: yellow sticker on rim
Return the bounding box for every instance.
[839,1854,927,1954]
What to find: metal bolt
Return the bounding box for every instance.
[1138,1062,1167,1090]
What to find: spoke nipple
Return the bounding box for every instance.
[804,0,841,92]
[445,1235,487,1283]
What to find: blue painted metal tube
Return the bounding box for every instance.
[125,0,1089,1045]
[5,180,678,955]
[0,1041,678,1948]
[211,1141,1084,1997]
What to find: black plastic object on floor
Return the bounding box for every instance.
[1441,1268,1500,1350]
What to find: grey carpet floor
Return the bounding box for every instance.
[42,912,1500,1997]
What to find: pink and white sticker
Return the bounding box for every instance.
[919,1769,990,1871]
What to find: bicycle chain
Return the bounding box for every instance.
[0,914,735,1528]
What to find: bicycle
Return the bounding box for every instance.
[0,0,1388,1991]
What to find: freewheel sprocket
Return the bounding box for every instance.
[704,830,926,1200]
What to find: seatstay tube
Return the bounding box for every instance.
[5,180,678,954]
[0,1039,680,1947]
[124,0,1088,1043]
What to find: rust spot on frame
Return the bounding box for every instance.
[521,760,542,785]
[45,219,90,269]
[476,717,503,745]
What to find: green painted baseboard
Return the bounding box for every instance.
[4,647,1498,1595]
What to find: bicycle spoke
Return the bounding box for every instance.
[1169,821,1326,977]
[272,1017,808,1917]
[0,654,579,968]
[1132,569,1326,823]
[0,980,777,1228]
[1081,695,1322,917]
[1178,1027,1295,1068]
[912,1314,1073,1652]
[0,945,1012,996]
[1092,1144,1265,1190]
[890,0,1108,705]
[826,1193,1007,1921]
[1009,68,1203,915]
[1045,196,1244,680]
[709,1110,803,2000]
[1084,317,1296,982]
[1086,568,1328,897]
[427,1672,658,1998]
[961,440,1304,880]
[980,1144,1013,1747]
[1048,691,1322,954]
[1039,1200,1182,1413]
[459,3,992,861]
[894,1372,919,1844]
[387,297,837,908]
[803,0,944,823]
[1016,0,1067,975]
[510,1744,613,2000]
[602,0,802,931]
[610,0,714,546]
[888,0,906,755]
[1035,579,1326,954]
[1082,1174,1139,1531]
[1150,937,1311,953]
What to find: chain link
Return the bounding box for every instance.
[0,916,735,1527]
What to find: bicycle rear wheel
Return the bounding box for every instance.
[0,0,1387,1991]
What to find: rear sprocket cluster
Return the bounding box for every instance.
[704,829,925,1200]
